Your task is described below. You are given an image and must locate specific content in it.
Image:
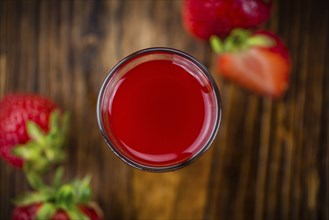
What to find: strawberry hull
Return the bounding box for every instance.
[0,93,68,173]
[0,94,58,167]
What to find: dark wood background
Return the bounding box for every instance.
[1,0,328,219]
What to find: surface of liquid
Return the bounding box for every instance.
[107,59,214,167]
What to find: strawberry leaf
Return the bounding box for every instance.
[66,206,89,220]
[49,110,60,135]
[12,111,69,175]
[72,175,92,203]
[52,166,64,188]
[11,145,33,159]
[12,191,53,206]
[23,157,50,175]
[26,121,46,146]
[210,28,275,54]
[35,203,57,220]
[246,35,274,48]
[48,111,69,150]
[210,36,224,54]
[224,28,251,51]
[25,171,46,190]
[56,184,74,208]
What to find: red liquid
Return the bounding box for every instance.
[105,59,214,167]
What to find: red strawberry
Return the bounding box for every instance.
[0,93,68,171]
[12,203,103,220]
[182,0,272,40]
[211,29,291,97]
[12,170,103,220]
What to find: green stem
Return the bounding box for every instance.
[209,28,275,54]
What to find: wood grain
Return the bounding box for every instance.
[0,0,328,220]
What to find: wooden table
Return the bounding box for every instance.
[1,1,328,219]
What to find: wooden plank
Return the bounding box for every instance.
[0,0,328,220]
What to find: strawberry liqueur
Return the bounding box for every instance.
[97,48,221,171]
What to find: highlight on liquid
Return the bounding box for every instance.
[97,48,221,171]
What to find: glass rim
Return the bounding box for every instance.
[96,47,222,172]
